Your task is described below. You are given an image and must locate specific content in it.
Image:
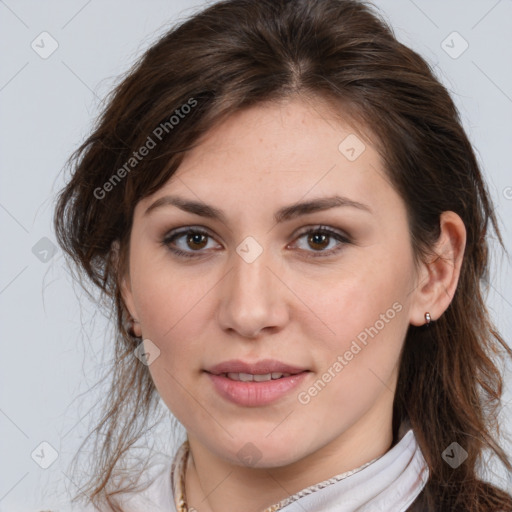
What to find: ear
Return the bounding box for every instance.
[112,240,142,337]
[408,211,466,326]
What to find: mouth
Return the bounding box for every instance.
[204,359,310,406]
[215,371,296,382]
[205,358,308,376]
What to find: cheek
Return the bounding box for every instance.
[129,260,214,403]
[130,247,210,339]
[297,249,413,372]
[135,282,208,367]
[291,270,409,430]
[139,296,207,427]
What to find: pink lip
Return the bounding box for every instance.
[206,372,309,406]
[204,359,310,407]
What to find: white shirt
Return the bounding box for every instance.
[73,423,428,511]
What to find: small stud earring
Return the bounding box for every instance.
[424,312,431,326]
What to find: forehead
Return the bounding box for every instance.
[136,98,399,220]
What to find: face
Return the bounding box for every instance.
[122,97,421,468]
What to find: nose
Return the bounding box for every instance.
[216,245,289,339]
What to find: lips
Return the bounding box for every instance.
[204,359,310,406]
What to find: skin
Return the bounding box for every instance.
[121,96,466,512]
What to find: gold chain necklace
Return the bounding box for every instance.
[173,440,282,512]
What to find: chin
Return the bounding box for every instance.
[210,433,309,469]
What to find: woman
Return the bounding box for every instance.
[53,0,512,510]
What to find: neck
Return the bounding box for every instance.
[184,410,394,512]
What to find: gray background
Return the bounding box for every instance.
[1,0,511,510]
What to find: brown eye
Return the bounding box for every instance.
[307,232,330,251]
[162,227,218,258]
[162,225,350,260]
[292,226,351,258]
[186,232,208,250]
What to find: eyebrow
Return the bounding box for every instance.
[144,194,372,223]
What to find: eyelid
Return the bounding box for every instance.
[292,224,350,241]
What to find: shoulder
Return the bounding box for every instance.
[39,455,177,512]
[107,458,176,512]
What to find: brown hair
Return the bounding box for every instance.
[54,0,512,510]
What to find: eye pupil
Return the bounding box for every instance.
[188,233,207,249]
[309,233,329,250]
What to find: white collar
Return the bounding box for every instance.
[102,423,428,512]
[272,427,429,511]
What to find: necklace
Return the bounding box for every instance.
[172,440,283,512]
[173,440,189,512]
[171,440,379,512]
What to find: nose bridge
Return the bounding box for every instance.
[217,237,286,337]
[233,245,271,298]
[231,239,275,310]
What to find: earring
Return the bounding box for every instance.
[424,312,431,326]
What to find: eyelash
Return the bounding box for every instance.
[161,225,351,259]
